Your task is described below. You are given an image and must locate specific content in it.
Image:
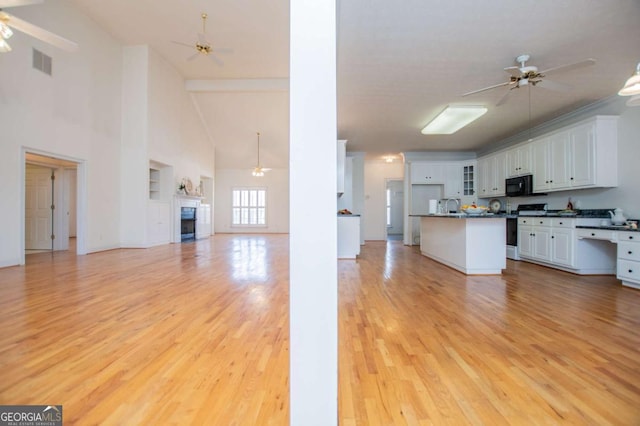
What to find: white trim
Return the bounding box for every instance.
[20,147,87,264]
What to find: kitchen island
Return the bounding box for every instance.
[416,214,506,275]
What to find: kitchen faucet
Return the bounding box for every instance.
[445,198,460,213]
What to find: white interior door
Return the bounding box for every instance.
[386,180,404,236]
[25,165,53,250]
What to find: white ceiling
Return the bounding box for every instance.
[9,0,640,167]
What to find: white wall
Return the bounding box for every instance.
[120,45,215,248]
[364,160,404,240]
[0,0,123,266]
[0,2,215,265]
[214,169,289,233]
[147,49,214,187]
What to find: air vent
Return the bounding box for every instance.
[32,48,52,76]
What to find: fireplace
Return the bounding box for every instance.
[181,207,197,242]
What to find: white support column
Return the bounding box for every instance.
[289,0,337,425]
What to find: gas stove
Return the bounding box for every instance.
[516,203,548,216]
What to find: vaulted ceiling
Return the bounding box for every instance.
[8,1,640,168]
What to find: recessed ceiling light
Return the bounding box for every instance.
[421,106,488,135]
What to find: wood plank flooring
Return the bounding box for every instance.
[1,235,639,424]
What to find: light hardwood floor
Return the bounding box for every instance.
[1,235,639,424]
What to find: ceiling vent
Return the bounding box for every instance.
[32,48,52,76]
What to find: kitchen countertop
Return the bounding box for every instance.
[576,225,639,232]
[410,214,507,218]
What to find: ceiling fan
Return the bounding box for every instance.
[252,132,271,177]
[462,54,595,105]
[172,13,232,65]
[0,0,78,52]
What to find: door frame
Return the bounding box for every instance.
[20,147,87,264]
[384,178,404,240]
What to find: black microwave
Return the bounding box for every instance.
[505,174,534,197]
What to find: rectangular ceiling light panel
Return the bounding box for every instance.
[421,106,488,135]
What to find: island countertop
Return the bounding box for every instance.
[410,213,508,219]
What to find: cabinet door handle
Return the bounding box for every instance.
[570,177,574,180]
[551,236,555,239]
[629,269,634,273]
[591,233,596,236]
[629,251,633,255]
[629,236,634,240]
[539,221,543,224]
[559,222,563,225]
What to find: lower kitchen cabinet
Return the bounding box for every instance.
[518,218,575,269]
[617,232,640,289]
[550,227,574,267]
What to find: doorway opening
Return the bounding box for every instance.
[22,150,86,264]
[385,179,404,241]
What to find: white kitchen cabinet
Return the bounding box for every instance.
[518,222,534,258]
[518,217,574,267]
[506,143,532,177]
[531,116,617,193]
[443,164,463,198]
[617,232,640,289]
[532,137,551,193]
[551,227,575,267]
[477,152,506,198]
[410,162,445,184]
[338,215,360,259]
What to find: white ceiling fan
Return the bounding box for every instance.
[462,54,595,106]
[0,0,78,52]
[172,13,232,65]
[251,132,271,177]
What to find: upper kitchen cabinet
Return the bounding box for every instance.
[477,151,507,198]
[506,143,532,177]
[532,116,618,192]
[337,140,347,193]
[410,162,445,184]
[443,164,463,198]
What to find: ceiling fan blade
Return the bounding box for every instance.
[540,58,596,76]
[207,53,223,66]
[172,40,194,49]
[186,52,199,61]
[495,88,513,106]
[461,81,511,97]
[503,66,521,78]
[536,79,572,92]
[4,13,77,52]
[0,0,42,7]
[212,47,233,54]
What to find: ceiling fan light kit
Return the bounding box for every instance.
[618,62,640,96]
[0,2,78,52]
[421,105,487,135]
[0,15,13,51]
[173,12,231,65]
[252,132,271,177]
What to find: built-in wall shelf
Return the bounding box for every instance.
[149,168,160,200]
